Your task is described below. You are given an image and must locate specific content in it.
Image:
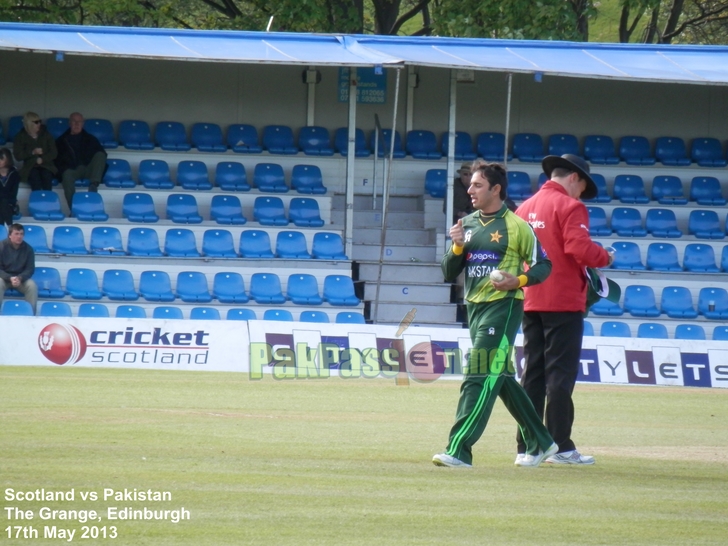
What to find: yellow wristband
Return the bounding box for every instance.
[517,275,528,288]
[452,243,464,256]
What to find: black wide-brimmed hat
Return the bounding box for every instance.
[542,154,597,200]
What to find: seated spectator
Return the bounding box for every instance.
[12,112,57,191]
[55,112,107,208]
[0,223,37,314]
[0,148,20,227]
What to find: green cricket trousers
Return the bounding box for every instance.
[444,296,554,465]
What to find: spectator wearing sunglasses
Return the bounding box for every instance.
[12,111,57,191]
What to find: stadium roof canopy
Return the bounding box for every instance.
[1,22,727,86]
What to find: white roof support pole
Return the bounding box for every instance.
[406,65,416,134]
[445,68,457,244]
[344,67,357,260]
[504,73,512,170]
[306,65,316,126]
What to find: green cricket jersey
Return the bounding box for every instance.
[441,203,552,303]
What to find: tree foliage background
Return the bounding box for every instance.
[1,0,727,43]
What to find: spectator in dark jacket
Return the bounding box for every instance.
[0,223,37,314]
[55,112,107,208]
[0,148,20,227]
[12,112,57,191]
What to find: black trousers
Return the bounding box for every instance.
[516,311,584,454]
[27,166,54,191]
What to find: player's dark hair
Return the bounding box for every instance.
[472,160,508,200]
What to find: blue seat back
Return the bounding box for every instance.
[645,209,681,238]
[202,229,237,257]
[1,300,34,316]
[441,131,476,160]
[176,271,211,302]
[655,136,689,165]
[698,287,728,316]
[690,176,725,204]
[507,171,533,199]
[287,273,322,304]
[263,125,297,154]
[610,241,644,270]
[600,321,632,337]
[153,306,184,319]
[336,311,366,324]
[334,127,370,157]
[123,192,160,222]
[619,136,654,164]
[115,305,147,318]
[85,118,117,147]
[103,159,134,188]
[406,130,441,159]
[298,126,333,155]
[138,159,173,189]
[215,162,250,191]
[177,160,212,190]
[583,135,618,163]
[425,169,447,198]
[611,207,645,236]
[24,225,50,253]
[165,228,200,257]
[511,133,544,162]
[127,227,163,257]
[190,307,221,320]
[39,302,72,317]
[637,323,669,339]
[646,243,681,271]
[691,138,726,166]
[52,226,88,254]
[213,272,248,303]
[155,121,190,150]
[102,269,139,301]
[323,275,360,305]
[139,270,174,301]
[119,120,152,149]
[46,117,69,139]
[548,134,580,156]
[66,268,102,299]
[684,244,718,272]
[300,310,330,323]
[78,303,110,317]
[32,267,65,297]
[264,309,294,321]
[582,173,610,203]
[72,192,108,221]
[166,194,202,224]
[291,165,326,194]
[688,210,723,238]
[191,122,225,151]
[477,132,509,161]
[624,285,659,316]
[289,198,323,227]
[371,129,405,158]
[250,273,285,303]
[239,230,273,258]
[613,175,647,203]
[661,286,697,318]
[254,163,288,193]
[90,227,125,255]
[29,191,64,221]
[651,175,686,204]
[227,308,257,321]
[275,230,311,259]
[227,124,261,153]
[253,196,287,226]
[210,194,246,225]
[675,324,705,340]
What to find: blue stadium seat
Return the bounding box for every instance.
[587,207,611,237]
[406,130,441,159]
[583,320,594,336]
[102,269,139,301]
[115,305,147,318]
[45,117,69,139]
[177,161,212,191]
[28,191,65,221]
[227,308,257,321]
[336,311,366,324]
[291,165,327,194]
[1,300,34,316]
[119,120,154,150]
[646,243,682,271]
[254,163,288,193]
[7,116,23,141]
[227,124,262,153]
[139,270,175,302]
[583,135,619,164]
[600,321,632,337]
[619,136,655,165]
[52,226,88,254]
[441,131,476,160]
[39,302,72,317]
[424,169,447,198]
[24,225,50,253]
[688,210,724,239]
[155,121,190,151]
[138,160,174,190]
[298,126,334,156]
[582,173,611,204]
[167,194,203,224]
[191,123,226,152]
[32,267,65,298]
[300,310,330,323]
[66,268,103,300]
[289,198,324,227]
[121,192,159,223]
[651,176,688,205]
[655,136,690,166]
[476,132,511,161]
[90,227,125,255]
[637,323,669,339]
[661,286,698,319]
[71,192,109,221]
[323,275,360,306]
[623,285,660,317]
[371,129,406,158]
[507,171,533,200]
[239,230,274,258]
[683,244,719,272]
[190,307,221,320]
[215,162,250,192]
[127,227,163,257]
[589,297,623,316]
[548,134,580,157]
[645,209,682,238]
[334,127,370,157]
[611,208,647,237]
[610,241,645,270]
[312,232,347,260]
[690,138,726,167]
[210,195,246,225]
[722,245,728,271]
[276,230,312,259]
[254,196,288,226]
[164,228,200,257]
[698,287,728,319]
[213,272,249,304]
[249,273,286,304]
[176,271,212,303]
[264,309,294,321]
[78,303,110,318]
[103,159,135,189]
[202,229,237,258]
[287,273,323,305]
[690,176,726,206]
[511,133,544,162]
[613,175,649,204]
[674,324,705,340]
[263,125,298,154]
[85,118,118,148]
[153,306,184,320]
[713,326,728,340]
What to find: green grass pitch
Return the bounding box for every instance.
[1,366,726,545]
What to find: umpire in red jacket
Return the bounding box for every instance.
[514,154,612,465]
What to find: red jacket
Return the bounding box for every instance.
[516,181,610,312]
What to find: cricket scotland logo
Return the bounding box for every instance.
[38,323,87,365]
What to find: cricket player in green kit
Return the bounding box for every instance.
[433,161,558,468]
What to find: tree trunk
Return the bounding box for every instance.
[570,0,590,41]
[660,0,686,43]
[373,0,402,34]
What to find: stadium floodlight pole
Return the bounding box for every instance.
[504,73,512,170]
[373,66,402,324]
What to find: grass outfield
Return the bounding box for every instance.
[1,366,726,545]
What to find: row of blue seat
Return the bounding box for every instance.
[588,207,728,239]
[28,191,325,227]
[20,268,360,306]
[609,241,728,272]
[587,320,726,340]
[590,285,728,320]
[0,300,365,323]
[10,224,346,260]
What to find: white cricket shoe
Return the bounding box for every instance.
[432,453,472,468]
[545,449,595,465]
[515,443,559,468]
[514,453,526,465]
